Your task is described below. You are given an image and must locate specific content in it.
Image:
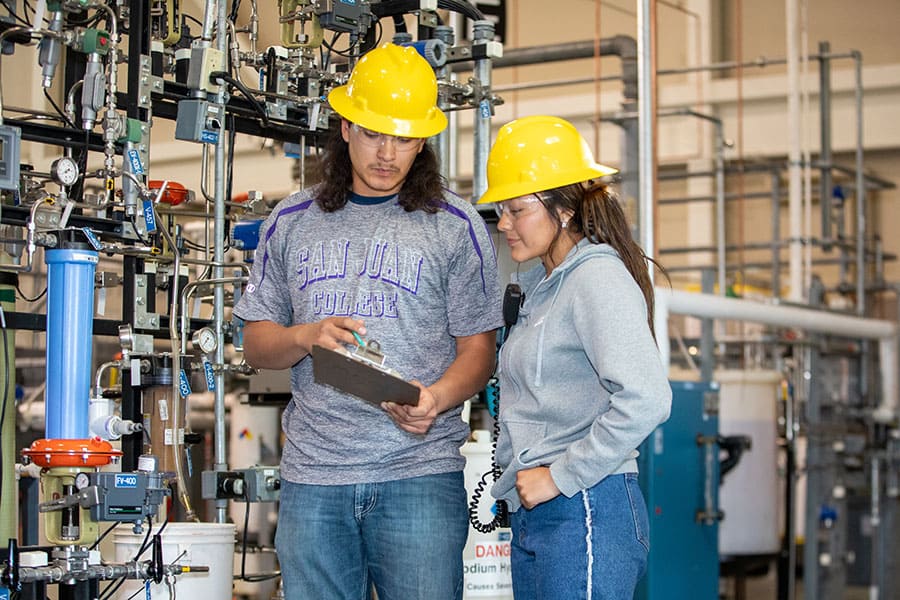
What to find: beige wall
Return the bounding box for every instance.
[2,1,898,301]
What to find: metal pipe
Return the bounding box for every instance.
[772,169,782,297]
[637,0,658,281]
[653,288,899,423]
[93,361,119,396]
[786,0,803,302]
[489,49,860,94]
[659,108,726,297]
[869,455,882,599]
[434,25,455,182]
[179,276,249,355]
[781,367,797,600]
[472,36,636,92]
[818,41,833,251]
[853,51,866,316]
[213,0,229,524]
[471,20,494,202]
[713,120,726,296]
[0,198,48,274]
[91,1,119,178]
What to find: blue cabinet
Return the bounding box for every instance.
[636,381,720,600]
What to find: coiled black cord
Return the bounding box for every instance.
[467,390,507,534]
[468,285,522,533]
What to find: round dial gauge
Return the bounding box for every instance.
[74,472,90,490]
[192,326,218,354]
[51,156,79,186]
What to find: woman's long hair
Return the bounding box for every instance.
[538,182,667,338]
[316,124,445,213]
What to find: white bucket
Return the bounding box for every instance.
[716,369,781,556]
[113,522,236,599]
[462,430,513,599]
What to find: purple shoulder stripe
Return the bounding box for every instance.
[436,198,491,295]
[258,199,314,289]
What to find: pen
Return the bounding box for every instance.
[351,331,366,347]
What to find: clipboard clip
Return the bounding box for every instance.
[351,336,386,367]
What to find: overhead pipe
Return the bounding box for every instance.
[459,36,638,102]
[654,288,899,424]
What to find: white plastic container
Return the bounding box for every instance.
[462,430,513,599]
[113,522,236,599]
[716,369,781,556]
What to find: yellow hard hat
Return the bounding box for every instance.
[477,115,618,205]
[328,44,447,139]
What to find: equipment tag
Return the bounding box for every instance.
[142,199,157,232]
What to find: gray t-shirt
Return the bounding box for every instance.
[233,187,504,485]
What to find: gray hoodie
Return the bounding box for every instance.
[491,238,672,512]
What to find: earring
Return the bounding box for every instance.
[561,220,569,229]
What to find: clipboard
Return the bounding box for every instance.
[311,345,420,406]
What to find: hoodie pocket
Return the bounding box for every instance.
[501,419,547,467]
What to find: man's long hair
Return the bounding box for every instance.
[316,124,445,213]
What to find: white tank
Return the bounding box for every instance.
[113,522,236,599]
[462,430,513,599]
[716,369,782,556]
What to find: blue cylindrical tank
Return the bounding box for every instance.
[45,247,98,439]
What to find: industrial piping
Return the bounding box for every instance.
[654,288,899,423]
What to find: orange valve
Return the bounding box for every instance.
[22,437,123,468]
[148,180,191,206]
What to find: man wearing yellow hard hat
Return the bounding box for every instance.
[234,44,503,599]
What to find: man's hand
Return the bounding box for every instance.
[381,381,439,435]
[516,466,560,510]
[298,317,367,354]
[243,318,367,370]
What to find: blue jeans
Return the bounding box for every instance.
[509,473,649,600]
[275,472,468,600]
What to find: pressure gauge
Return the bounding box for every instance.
[192,326,218,354]
[74,472,90,491]
[50,156,79,186]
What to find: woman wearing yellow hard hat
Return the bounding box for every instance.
[478,115,672,599]
[234,43,503,599]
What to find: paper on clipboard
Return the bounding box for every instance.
[311,345,420,406]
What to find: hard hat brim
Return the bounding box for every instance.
[476,163,618,205]
[328,86,448,139]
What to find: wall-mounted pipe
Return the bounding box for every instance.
[637,0,658,275]
[785,0,802,301]
[474,36,638,102]
[818,41,833,251]
[654,288,899,424]
[853,51,866,316]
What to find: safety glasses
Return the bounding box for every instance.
[493,194,545,221]
[350,123,420,151]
